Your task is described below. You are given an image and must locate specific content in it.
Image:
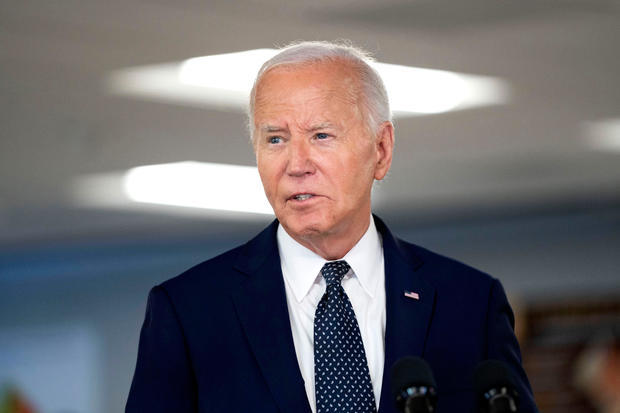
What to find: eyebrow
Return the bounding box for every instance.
[260,125,287,133]
[308,122,334,132]
[258,122,336,134]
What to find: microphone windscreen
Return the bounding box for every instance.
[473,359,517,395]
[391,356,437,401]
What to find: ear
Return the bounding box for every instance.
[374,121,394,181]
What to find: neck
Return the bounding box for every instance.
[291,216,371,260]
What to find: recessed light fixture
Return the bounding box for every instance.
[107,48,509,115]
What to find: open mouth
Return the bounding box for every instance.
[291,193,314,201]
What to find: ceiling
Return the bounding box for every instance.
[1,0,620,244]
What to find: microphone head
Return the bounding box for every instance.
[474,360,519,413]
[391,356,437,401]
[473,360,517,394]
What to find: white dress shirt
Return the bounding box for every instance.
[277,218,386,413]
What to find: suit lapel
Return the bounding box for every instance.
[229,217,436,413]
[231,221,311,413]
[374,217,436,413]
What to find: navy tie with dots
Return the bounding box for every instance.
[314,260,377,413]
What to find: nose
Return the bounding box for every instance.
[286,137,315,177]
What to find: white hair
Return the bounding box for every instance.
[248,40,391,141]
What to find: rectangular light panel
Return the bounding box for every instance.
[107,48,509,115]
[74,161,274,216]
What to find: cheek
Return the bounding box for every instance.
[257,158,282,199]
[257,162,273,190]
[344,148,375,182]
[339,154,375,202]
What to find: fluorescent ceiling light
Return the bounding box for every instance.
[73,161,274,216]
[107,48,509,115]
[124,161,273,214]
[179,49,277,92]
[584,118,620,153]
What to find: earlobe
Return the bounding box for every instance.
[374,121,395,180]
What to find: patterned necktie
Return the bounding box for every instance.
[314,260,377,413]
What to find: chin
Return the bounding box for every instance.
[279,212,331,239]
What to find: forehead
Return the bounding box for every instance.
[253,61,363,125]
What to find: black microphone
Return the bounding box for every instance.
[391,356,438,413]
[474,360,520,413]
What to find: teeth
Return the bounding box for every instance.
[294,194,313,201]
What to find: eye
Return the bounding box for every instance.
[268,136,282,144]
[315,132,329,140]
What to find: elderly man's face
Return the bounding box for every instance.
[253,61,392,250]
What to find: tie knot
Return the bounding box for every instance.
[321,260,351,286]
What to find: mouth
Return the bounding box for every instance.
[289,193,316,202]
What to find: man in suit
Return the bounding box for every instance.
[126,41,538,413]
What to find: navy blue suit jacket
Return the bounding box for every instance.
[126,216,538,413]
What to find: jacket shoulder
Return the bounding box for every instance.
[160,243,246,295]
[157,219,279,298]
[374,214,496,289]
[395,237,497,290]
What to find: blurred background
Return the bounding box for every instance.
[1,0,619,412]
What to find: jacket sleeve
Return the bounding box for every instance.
[126,285,197,412]
[486,278,539,413]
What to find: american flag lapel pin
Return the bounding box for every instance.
[404,290,420,300]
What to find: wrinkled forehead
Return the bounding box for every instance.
[253,65,365,134]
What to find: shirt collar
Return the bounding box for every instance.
[277,217,383,303]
